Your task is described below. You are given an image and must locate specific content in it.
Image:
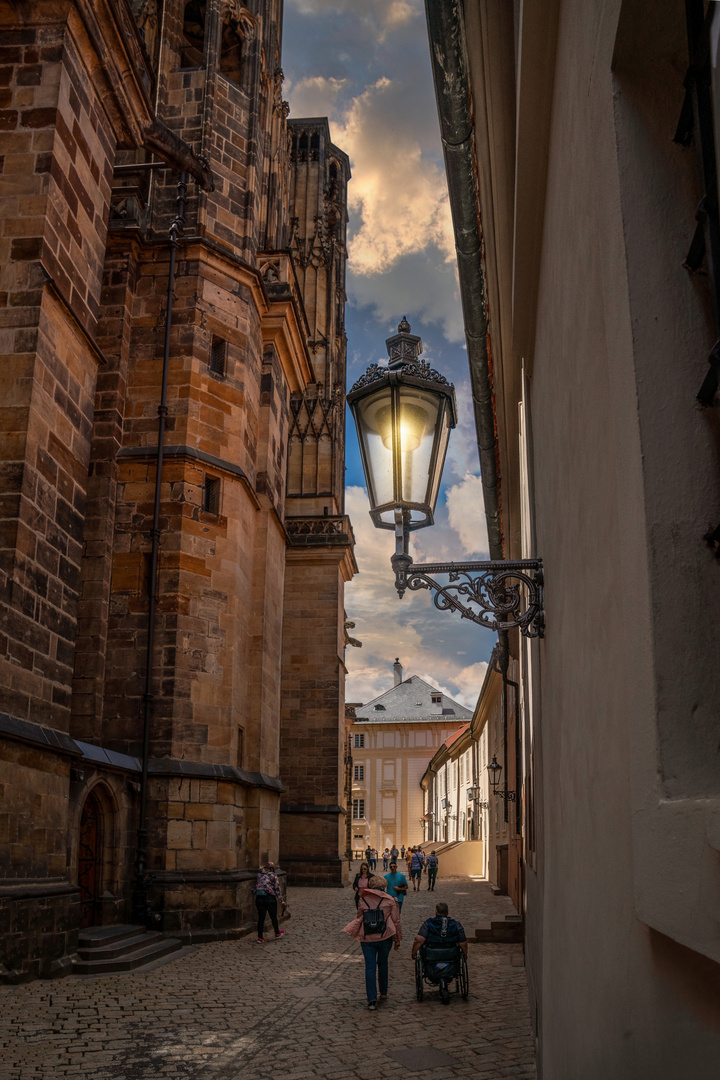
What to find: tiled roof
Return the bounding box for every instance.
[352,675,472,725]
[444,723,470,748]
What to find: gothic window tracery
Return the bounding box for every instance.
[219,2,255,87]
[181,0,206,68]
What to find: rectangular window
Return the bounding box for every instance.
[210,337,227,377]
[237,726,244,768]
[354,733,365,748]
[352,799,365,820]
[431,694,442,704]
[203,475,221,515]
[354,765,364,781]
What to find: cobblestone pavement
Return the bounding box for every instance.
[1,874,537,1080]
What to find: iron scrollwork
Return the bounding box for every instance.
[391,554,544,639]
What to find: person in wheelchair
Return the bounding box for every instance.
[411,901,469,1004]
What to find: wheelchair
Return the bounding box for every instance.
[415,941,469,1005]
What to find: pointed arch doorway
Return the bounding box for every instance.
[78,791,103,928]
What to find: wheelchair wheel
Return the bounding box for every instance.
[415,954,424,1002]
[459,953,469,1000]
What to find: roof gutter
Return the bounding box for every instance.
[424,0,502,560]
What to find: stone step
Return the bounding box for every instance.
[474,921,494,942]
[76,931,165,962]
[72,935,183,975]
[491,918,523,943]
[77,924,144,949]
[472,918,523,944]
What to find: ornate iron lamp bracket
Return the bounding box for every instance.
[391,551,544,639]
[495,791,517,802]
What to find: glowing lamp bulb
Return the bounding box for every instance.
[376,403,429,452]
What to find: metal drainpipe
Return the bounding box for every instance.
[424,0,502,560]
[132,173,188,925]
[496,634,510,824]
[506,667,522,837]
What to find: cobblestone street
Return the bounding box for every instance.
[1,876,537,1080]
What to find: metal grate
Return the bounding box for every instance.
[203,475,221,515]
[210,337,227,377]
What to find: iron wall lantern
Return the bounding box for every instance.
[347,316,457,531]
[487,754,516,802]
[348,319,544,638]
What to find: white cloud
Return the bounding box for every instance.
[445,474,489,558]
[345,487,493,708]
[337,78,456,276]
[445,378,480,478]
[285,75,347,119]
[286,0,419,41]
[451,661,489,706]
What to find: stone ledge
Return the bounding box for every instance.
[280,804,346,814]
[148,869,282,885]
[0,879,80,901]
[0,714,285,792]
[149,759,285,793]
[0,712,81,758]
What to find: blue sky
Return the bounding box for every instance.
[282,0,495,705]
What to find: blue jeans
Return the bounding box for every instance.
[360,938,393,1003]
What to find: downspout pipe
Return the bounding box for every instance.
[424,0,502,560]
[132,173,188,925]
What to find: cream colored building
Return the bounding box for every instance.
[349,661,471,856]
[424,0,720,1073]
[421,657,517,891]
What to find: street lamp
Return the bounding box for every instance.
[487,754,516,801]
[347,319,544,637]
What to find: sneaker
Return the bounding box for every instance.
[275,930,285,938]
[256,937,264,944]
[367,1002,376,1011]
[379,993,387,1002]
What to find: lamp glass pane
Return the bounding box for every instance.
[427,400,451,512]
[398,385,440,508]
[354,387,395,511]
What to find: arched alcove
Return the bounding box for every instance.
[76,783,118,928]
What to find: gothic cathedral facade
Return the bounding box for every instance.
[0,0,355,981]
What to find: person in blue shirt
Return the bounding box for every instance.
[384,861,409,910]
[410,901,468,959]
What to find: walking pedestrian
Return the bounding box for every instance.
[384,860,408,912]
[399,845,405,860]
[352,861,372,909]
[254,861,286,943]
[391,844,399,861]
[410,847,425,891]
[405,847,413,878]
[426,850,439,890]
[382,847,390,871]
[365,844,372,865]
[369,847,378,871]
[343,875,402,1010]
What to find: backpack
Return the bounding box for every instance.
[361,896,387,938]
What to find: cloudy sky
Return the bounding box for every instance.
[283,0,495,706]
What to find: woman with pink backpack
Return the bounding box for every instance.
[342,875,402,1010]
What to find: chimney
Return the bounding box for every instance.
[393,658,403,686]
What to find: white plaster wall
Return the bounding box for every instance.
[524,0,720,1074]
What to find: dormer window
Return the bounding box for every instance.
[374,704,385,711]
[431,694,442,705]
